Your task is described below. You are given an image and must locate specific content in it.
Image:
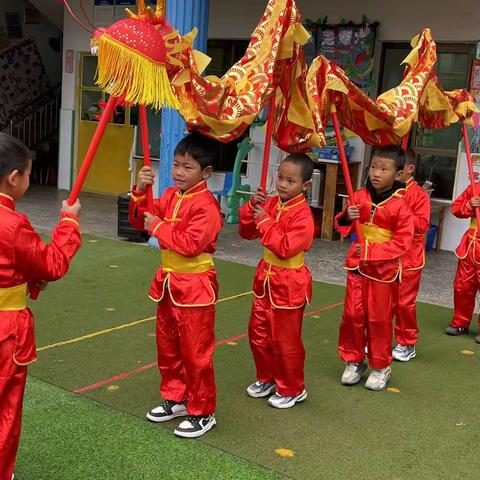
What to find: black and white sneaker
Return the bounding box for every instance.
[146,400,187,423]
[267,390,308,409]
[445,325,469,336]
[174,414,216,438]
[246,381,276,398]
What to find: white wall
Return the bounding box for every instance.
[58,0,93,190]
[209,0,480,42]
[29,0,63,30]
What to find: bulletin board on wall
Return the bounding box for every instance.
[303,19,379,95]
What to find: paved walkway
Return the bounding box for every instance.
[19,185,458,309]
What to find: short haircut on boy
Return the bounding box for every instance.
[174,131,218,169]
[283,153,314,182]
[0,133,32,180]
[405,147,418,168]
[371,145,406,172]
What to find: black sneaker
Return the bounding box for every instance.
[445,325,469,336]
[146,400,187,423]
[174,414,216,438]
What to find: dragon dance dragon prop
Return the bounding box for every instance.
[65,0,478,232]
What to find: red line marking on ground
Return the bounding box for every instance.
[304,300,344,317]
[73,333,248,394]
[216,333,248,346]
[73,301,343,394]
[74,362,158,394]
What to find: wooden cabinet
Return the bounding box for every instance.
[310,160,362,240]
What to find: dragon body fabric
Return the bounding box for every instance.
[90,0,477,152]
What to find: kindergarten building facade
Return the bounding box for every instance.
[55,0,480,251]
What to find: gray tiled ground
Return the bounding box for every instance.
[19,185,457,309]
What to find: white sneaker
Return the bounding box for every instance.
[146,400,187,423]
[267,390,307,409]
[246,381,276,398]
[364,367,392,391]
[174,414,216,438]
[392,344,416,362]
[341,362,368,385]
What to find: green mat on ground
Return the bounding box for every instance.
[15,235,480,479]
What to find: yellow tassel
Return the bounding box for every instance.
[96,35,180,110]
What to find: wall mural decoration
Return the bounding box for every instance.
[316,19,379,94]
[0,38,51,130]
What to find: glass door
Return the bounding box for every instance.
[76,53,135,195]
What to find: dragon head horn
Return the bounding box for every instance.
[156,0,166,18]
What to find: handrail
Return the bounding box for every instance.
[5,87,61,150]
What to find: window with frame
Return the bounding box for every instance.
[378,42,475,200]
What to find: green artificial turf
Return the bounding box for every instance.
[16,377,283,480]
[17,235,480,479]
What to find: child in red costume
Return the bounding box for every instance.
[0,134,81,480]
[392,149,430,362]
[445,181,480,344]
[239,153,314,409]
[129,132,222,438]
[335,146,413,391]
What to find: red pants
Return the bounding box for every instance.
[249,296,305,396]
[156,294,216,416]
[339,272,396,369]
[0,337,27,480]
[451,256,480,329]
[394,268,423,346]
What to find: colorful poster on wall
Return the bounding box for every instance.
[317,23,378,94]
[0,38,51,130]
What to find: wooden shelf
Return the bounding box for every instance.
[311,160,361,240]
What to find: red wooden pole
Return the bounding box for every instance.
[139,104,155,212]
[401,133,409,151]
[331,107,362,240]
[260,95,276,192]
[462,121,480,227]
[68,94,117,205]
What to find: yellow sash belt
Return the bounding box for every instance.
[360,223,394,244]
[161,249,214,274]
[0,283,27,311]
[471,217,478,229]
[263,248,304,269]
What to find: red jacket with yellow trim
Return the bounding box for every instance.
[238,194,314,309]
[128,181,222,306]
[334,184,414,282]
[451,182,480,261]
[401,178,430,270]
[0,193,81,365]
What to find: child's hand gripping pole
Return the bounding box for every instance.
[462,121,480,228]
[139,104,155,213]
[259,95,276,193]
[67,94,118,205]
[330,105,363,241]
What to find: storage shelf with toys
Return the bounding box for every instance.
[307,132,365,240]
